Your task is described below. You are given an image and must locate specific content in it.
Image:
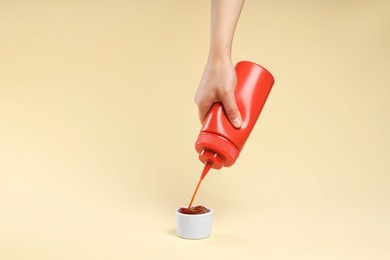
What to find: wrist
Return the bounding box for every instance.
[207,50,232,64]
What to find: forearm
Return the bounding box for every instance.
[209,0,245,61]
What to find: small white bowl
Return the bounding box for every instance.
[175,207,213,239]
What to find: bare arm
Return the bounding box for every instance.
[195,0,245,128]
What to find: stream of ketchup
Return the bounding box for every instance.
[178,161,212,215]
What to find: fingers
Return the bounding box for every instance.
[219,91,242,128]
[195,60,241,128]
[195,89,242,128]
[196,98,213,124]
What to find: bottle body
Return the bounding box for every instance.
[195,61,275,169]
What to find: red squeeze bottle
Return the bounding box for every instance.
[195,61,275,176]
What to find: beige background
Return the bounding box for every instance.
[1,0,389,259]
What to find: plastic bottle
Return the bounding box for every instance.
[195,61,275,172]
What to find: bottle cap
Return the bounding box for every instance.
[195,132,240,168]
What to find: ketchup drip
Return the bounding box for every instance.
[178,161,212,215]
[188,161,212,208]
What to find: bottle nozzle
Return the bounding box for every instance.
[199,149,224,169]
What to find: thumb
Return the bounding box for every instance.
[220,92,242,128]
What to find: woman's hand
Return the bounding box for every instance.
[194,58,242,128]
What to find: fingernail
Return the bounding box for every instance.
[232,118,242,128]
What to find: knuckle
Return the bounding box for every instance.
[194,96,199,104]
[217,88,229,98]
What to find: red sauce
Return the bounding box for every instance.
[178,205,210,215]
[179,162,212,215]
[187,162,212,208]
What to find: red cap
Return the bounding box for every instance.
[195,132,240,169]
